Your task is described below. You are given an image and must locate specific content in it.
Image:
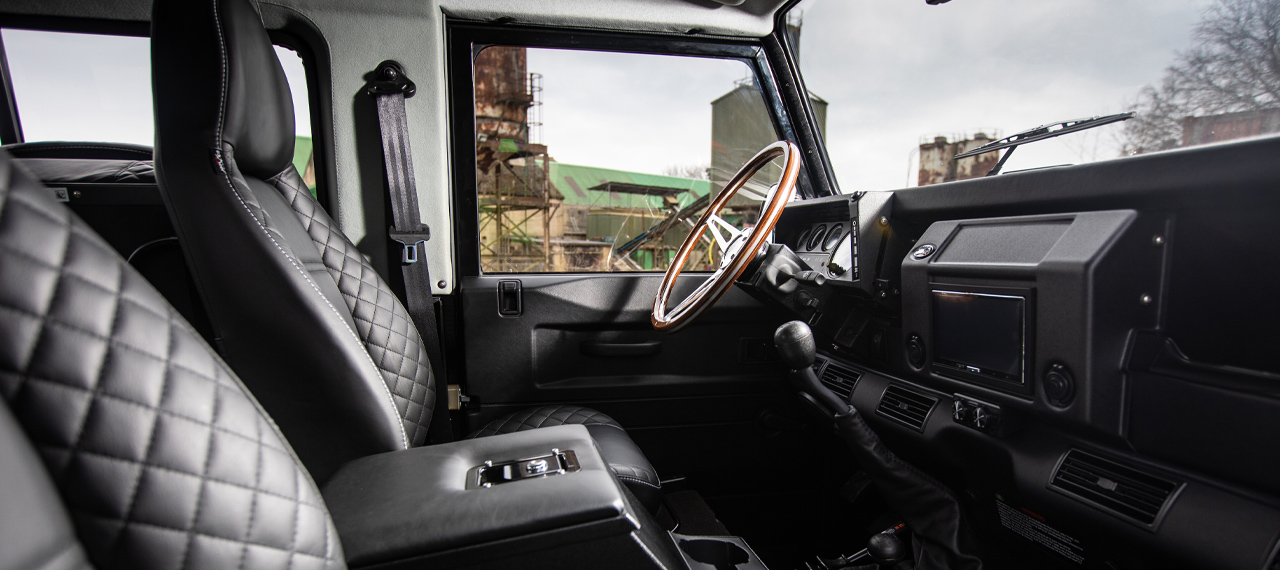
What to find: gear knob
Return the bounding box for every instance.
[774,320,816,370]
[868,532,906,568]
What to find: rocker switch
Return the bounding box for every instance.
[497,280,522,317]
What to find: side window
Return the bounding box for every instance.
[474,47,783,274]
[1,29,317,193]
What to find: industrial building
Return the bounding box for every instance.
[916,132,1001,186]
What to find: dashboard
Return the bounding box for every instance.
[766,189,1280,570]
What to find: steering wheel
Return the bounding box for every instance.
[651,141,801,332]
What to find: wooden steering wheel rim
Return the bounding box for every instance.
[651,141,800,332]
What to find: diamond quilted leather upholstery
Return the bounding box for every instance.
[0,397,93,570]
[0,153,345,569]
[153,0,430,480]
[470,405,663,512]
[469,404,620,438]
[271,168,433,446]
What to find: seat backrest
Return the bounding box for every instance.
[151,0,434,481]
[0,151,345,570]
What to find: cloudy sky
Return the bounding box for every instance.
[2,29,310,145]
[3,0,1212,193]
[530,0,1214,191]
[528,48,758,176]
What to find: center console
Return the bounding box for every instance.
[321,425,765,570]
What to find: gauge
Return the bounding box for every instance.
[823,224,844,251]
[795,228,811,250]
[828,233,853,277]
[808,224,827,251]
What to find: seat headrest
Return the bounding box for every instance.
[153,0,295,179]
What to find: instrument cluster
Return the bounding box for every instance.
[792,221,856,281]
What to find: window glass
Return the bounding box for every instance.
[788,0,1279,191]
[474,47,784,273]
[2,29,315,190]
[2,29,152,145]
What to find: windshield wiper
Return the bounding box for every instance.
[953,112,1134,176]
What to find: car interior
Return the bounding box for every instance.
[1,0,1279,569]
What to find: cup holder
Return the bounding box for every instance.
[677,538,755,570]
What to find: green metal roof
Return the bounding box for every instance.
[548,162,710,211]
[293,136,313,176]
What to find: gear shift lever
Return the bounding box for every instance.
[774,321,849,415]
[774,320,816,369]
[868,531,907,569]
[773,322,983,570]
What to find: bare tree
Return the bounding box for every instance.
[1122,0,1280,155]
[661,163,711,180]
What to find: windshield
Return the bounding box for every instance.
[789,0,1280,190]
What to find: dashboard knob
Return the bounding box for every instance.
[953,400,968,422]
[906,335,926,368]
[973,407,989,429]
[911,244,936,260]
[1044,364,1075,405]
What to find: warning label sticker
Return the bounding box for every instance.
[996,496,1085,565]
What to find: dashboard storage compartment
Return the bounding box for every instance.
[321,425,682,570]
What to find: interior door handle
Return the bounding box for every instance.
[579,341,662,357]
[497,280,521,317]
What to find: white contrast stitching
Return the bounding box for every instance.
[209,0,408,450]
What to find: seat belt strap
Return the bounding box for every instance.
[367,60,454,443]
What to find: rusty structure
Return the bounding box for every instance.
[917,132,1001,186]
[1182,108,1280,147]
[474,46,559,272]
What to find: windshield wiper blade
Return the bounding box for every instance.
[953,112,1134,176]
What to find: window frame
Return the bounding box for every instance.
[446,19,814,278]
[0,12,336,210]
[772,0,842,198]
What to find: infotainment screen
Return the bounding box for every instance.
[931,290,1025,384]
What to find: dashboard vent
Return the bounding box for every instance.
[875,384,936,431]
[820,360,862,402]
[1050,450,1182,526]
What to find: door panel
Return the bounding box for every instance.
[458,273,828,491]
[461,273,786,409]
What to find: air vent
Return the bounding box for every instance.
[820,360,862,402]
[876,384,936,431]
[1050,450,1182,527]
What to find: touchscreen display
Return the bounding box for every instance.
[932,291,1025,383]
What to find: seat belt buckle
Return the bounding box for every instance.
[390,226,430,265]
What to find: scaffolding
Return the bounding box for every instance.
[477,139,558,273]
[474,45,559,272]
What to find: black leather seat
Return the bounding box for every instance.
[150,0,660,509]
[0,151,346,569]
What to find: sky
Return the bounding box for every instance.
[2,28,311,146]
[792,0,1214,191]
[1,1,1213,193]
[527,0,1214,192]
[527,48,756,176]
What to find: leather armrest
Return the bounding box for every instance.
[321,424,628,567]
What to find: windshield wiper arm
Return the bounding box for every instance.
[953,112,1134,176]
